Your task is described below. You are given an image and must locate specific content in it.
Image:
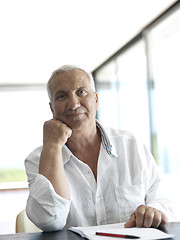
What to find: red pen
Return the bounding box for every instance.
[96,232,140,239]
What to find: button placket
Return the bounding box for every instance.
[95,186,106,225]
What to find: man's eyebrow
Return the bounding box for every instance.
[54,90,66,96]
[54,86,88,96]
[55,90,66,94]
[77,86,88,90]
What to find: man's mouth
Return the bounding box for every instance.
[66,112,84,118]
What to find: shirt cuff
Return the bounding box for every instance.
[147,199,176,221]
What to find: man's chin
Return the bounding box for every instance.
[55,115,87,131]
[67,119,87,131]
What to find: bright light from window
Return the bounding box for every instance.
[0,87,52,182]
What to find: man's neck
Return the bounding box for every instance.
[66,124,101,181]
[66,125,100,153]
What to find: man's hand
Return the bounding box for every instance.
[43,119,72,147]
[124,205,167,228]
[39,119,72,199]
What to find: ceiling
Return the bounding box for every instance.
[0,0,177,84]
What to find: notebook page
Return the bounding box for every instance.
[69,223,174,240]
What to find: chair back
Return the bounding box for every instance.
[16,209,41,233]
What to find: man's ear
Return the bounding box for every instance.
[95,92,99,110]
[49,102,53,114]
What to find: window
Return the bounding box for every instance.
[95,61,120,128]
[94,5,180,173]
[146,8,180,173]
[116,40,150,147]
[95,40,150,147]
[93,5,180,219]
[0,86,52,184]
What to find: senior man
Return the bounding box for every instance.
[25,65,174,232]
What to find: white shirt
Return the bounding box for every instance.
[25,121,175,232]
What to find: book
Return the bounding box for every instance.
[69,223,174,240]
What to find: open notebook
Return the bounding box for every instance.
[69,223,174,240]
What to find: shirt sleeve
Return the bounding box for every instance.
[25,147,71,232]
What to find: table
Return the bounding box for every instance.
[159,221,180,239]
[0,222,180,240]
[0,230,82,240]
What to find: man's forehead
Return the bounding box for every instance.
[54,69,89,79]
[51,70,90,91]
[52,70,90,85]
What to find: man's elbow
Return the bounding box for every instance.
[26,203,66,232]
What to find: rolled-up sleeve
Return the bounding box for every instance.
[25,147,71,232]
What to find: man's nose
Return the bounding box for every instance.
[68,94,80,110]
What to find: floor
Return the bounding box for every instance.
[0,189,29,234]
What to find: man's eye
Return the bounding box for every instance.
[56,94,65,100]
[78,89,87,95]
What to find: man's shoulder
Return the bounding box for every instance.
[96,120,137,142]
[104,127,137,141]
[25,146,43,163]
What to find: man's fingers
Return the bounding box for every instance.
[151,212,161,228]
[43,119,72,146]
[66,128,72,138]
[124,213,136,228]
[143,209,154,228]
[159,213,168,227]
[125,205,168,229]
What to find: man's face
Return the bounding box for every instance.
[49,69,98,131]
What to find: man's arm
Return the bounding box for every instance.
[25,119,72,231]
[39,119,72,199]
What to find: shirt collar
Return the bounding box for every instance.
[62,120,118,164]
[62,145,72,164]
[96,120,118,157]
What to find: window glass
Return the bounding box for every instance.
[147,9,180,173]
[93,5,180,220]
[116,40,150,147]
[95,40,150,147]
[0,87,52,183]
[95,61,120,128]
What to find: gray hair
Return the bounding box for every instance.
[47,64,96,101]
